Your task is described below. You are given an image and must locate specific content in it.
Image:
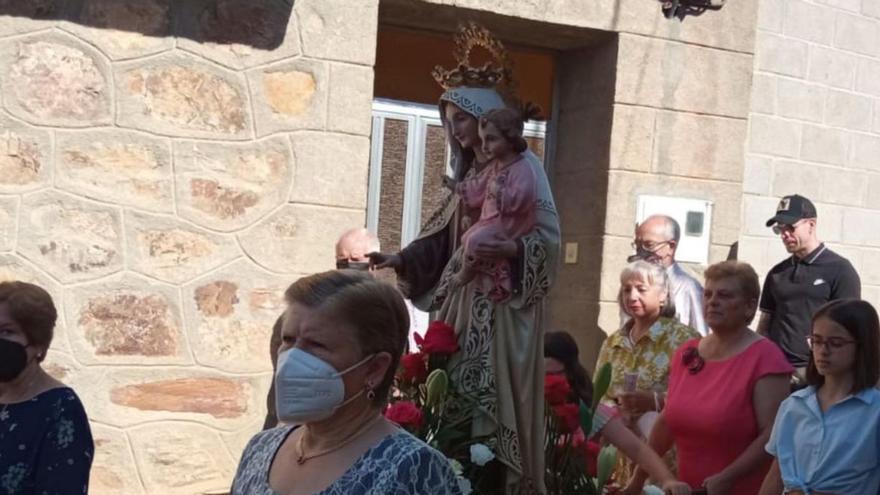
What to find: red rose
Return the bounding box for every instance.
[415,321,459,355]
[583,441,601,477]
[553,403,580,434]
[384,401,424,429]
[398,352,428,384]
[544,374,572,405]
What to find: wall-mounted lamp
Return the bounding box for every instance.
[660,0,726,20]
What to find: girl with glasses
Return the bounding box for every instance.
[760,299,880,495]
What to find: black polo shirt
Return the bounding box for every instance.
[759,244,861,367]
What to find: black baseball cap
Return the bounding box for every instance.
[765,194,817,227]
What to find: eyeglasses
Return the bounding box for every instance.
[806,335,856,350]
[631,241,670,252]
[335,259,371,271]
[771,220,805,236]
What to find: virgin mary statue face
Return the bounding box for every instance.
[444,103,479,150]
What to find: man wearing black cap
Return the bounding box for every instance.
[756,194,861,382]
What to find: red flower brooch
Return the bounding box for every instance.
[682,346,705,375]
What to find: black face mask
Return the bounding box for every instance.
[627,247,659,264]
[0,338,29,382]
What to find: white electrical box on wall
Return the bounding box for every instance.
[636,195,713,265]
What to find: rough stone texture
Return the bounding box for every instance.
[183,261,288,373]
[748,115,802,158]
[55,130,173,212]
[177,0,301,70]
[616,34,753,119]
[800,124,848,165]
[0,115,52,192]
[117,55,252,139]
[17,191,123,283]
[239,203,365,274]
[89,425,145,495]
[297,0,379,65]
[808,46,858,89]
[77,368,261,431]
[248,58,328,136]
[652,112,747,182]
[755,32,809,77]
[289,132,369,208]
[609,104,654,173]
[826,90,873,130]
[66,274,189,365]
[776,78,825,123]
[0,196,19,252]
[111,377,249,419]
[174,136,294,231]
[125,210,241,284]
[128,423,236,495]
[0,1,69,37]
[0,33,112,126]
[327,63,374,135]
[66,0,173,60]
[834,12,880,57]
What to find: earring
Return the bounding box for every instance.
[366,382,376,401]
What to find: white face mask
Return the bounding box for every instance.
[275,348,374,425]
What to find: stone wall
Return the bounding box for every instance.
[741,0,880,309]
[0,1,375,493]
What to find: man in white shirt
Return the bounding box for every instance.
[626,215,709,336]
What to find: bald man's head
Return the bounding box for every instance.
[632,215,679,267]
[335,228,380,268]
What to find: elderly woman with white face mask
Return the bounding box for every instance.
[231,270,460,495]
[596,261,700,484]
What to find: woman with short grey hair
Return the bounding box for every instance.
[596,260,700,482]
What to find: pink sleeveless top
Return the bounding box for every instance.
[664,338,792,494]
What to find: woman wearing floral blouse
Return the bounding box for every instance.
[0,281,94,495]
[595,261,699,482]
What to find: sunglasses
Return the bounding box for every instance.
[771,220,807,236]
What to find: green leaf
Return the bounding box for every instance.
[425,369,449,408]
[592,363,613,409]
[578,400,594,438]
[596,444,618,491]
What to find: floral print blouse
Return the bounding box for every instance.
[0,387,94,495]
[595,317,700,404]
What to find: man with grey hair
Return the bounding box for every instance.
[627,214,708,335]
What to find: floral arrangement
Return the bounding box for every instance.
[386,321,618,495]
[544,362,618,495]
[385,321,494,494]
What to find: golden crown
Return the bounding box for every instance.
[432,23,516,97]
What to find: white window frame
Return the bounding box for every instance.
[368,98,547,248]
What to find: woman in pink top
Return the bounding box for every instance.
[448,107,537,302]
[625,261,792,495]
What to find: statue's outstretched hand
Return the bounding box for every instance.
[368,252,402,270]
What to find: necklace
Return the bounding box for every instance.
[296,414,384,465]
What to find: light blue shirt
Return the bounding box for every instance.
[766,386,880,494]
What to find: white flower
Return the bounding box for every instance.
[457,476,473,495]
[449,459,464,476]
[469,443,495,466]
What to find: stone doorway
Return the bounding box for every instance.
[374,0,618,369]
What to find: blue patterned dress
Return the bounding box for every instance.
[231,427,463,495]
[0,387,94,495]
